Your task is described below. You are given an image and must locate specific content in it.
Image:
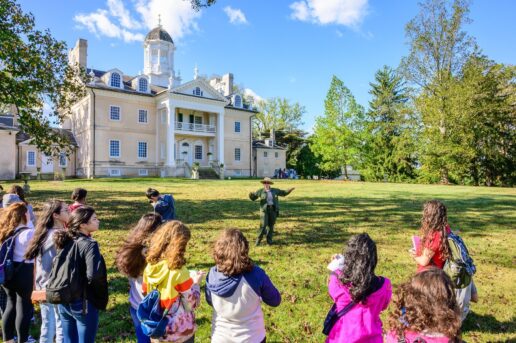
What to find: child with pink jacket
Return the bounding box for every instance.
[326,233,392,343]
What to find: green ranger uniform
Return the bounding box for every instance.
[249,186,292,245]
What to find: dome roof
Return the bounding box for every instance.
[145,27,174,44]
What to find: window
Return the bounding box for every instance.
[138,169,148,176]
[194,116,202,125]
[27,151,35,166]
[109,169,121,176]
[138,78,148,92]
[194,145,202,160]
[138,109,148,123]
[234,121,241,133]
[110,106,121,121]
[178,113,183,122]
[193,87,202,96]
[264,151,268,158]
[59,152,67,167]
[234,148,241,161]
[138,142,148,159]
[109,140,120,158]
[234,95,242,108]
[110,73,121,88]
[275,152,279,158]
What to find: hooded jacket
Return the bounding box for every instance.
[205,265,281,343]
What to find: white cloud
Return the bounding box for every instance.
[223,6,248,25]
[107,0,141,30]
[74,0,201,43]
[135,0,201,40]
[290,0,368,27]
[244,88,264,104]
[74,9,144,42]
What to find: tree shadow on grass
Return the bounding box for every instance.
[462,311,515,337]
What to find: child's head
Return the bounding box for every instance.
[147,220,190,270]
[339,233,378,303]
[0,202,28,243]
[116,213,162,278]
[146,188,160,201]
[8,185,27,204]
[71,188,88,203]
[55,206,97,248]
[421,200,450,257]
[213,228,253,277]
[388,268,461,338]
[25,200,69,260]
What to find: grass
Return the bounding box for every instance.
[2,178,515,342]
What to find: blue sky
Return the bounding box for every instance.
[18,0,516,132]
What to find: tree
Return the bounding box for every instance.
[401,0,476,183]
[254,97,305,137]
[311,76,365,178]
[459,55,516,186]
[361,66,418,181]
[188,0,217,11]
[0,0,87,154]
[262,128,307,169]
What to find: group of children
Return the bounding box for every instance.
[0,184,477,343]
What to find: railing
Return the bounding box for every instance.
[210,160,222,179]
[175,121,216,134]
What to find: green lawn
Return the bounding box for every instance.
[2,178,515,342]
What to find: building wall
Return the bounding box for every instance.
[70,96,92,177]
[223,108,253,176]
[0,130,17,180]
[91,89,158,177]
[254,148,286,177]
[18,145,76,177]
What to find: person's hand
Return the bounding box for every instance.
[408,249,416,259]
[192,270,206,284]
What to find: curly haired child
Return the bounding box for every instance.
[142,220,204,342]
[385,268,462,343]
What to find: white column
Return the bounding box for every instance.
[217,111,224,165]
[166,104,176,170]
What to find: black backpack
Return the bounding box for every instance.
[45,237,85,304]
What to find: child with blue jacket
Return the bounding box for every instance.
[205,229,281,343]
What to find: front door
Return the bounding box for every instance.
[180,142,192,165]
[41,154,54,173]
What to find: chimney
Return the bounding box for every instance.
[222,73,234,96]
[269,129,275,147]
[69,39,88,69]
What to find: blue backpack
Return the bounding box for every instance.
[0,227,28,285]
[137,289,173,338]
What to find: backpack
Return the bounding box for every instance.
[137,288,176,338]
[443,232,476,289]
[0,227,28,285]
[45,238,85,304]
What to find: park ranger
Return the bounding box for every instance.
[249,177,295,246]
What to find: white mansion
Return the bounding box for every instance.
[0,25,286,180]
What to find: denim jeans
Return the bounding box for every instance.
[58,300,99,343]
[40,302,63,343]
[129,306,150,343]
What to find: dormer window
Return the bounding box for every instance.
[138,78,148,92]
[110,73,121,88]
[234,95,242,108]
[193,87,203,96]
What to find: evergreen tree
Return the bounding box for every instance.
[362,66,417,181]
[311,76,365,178]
